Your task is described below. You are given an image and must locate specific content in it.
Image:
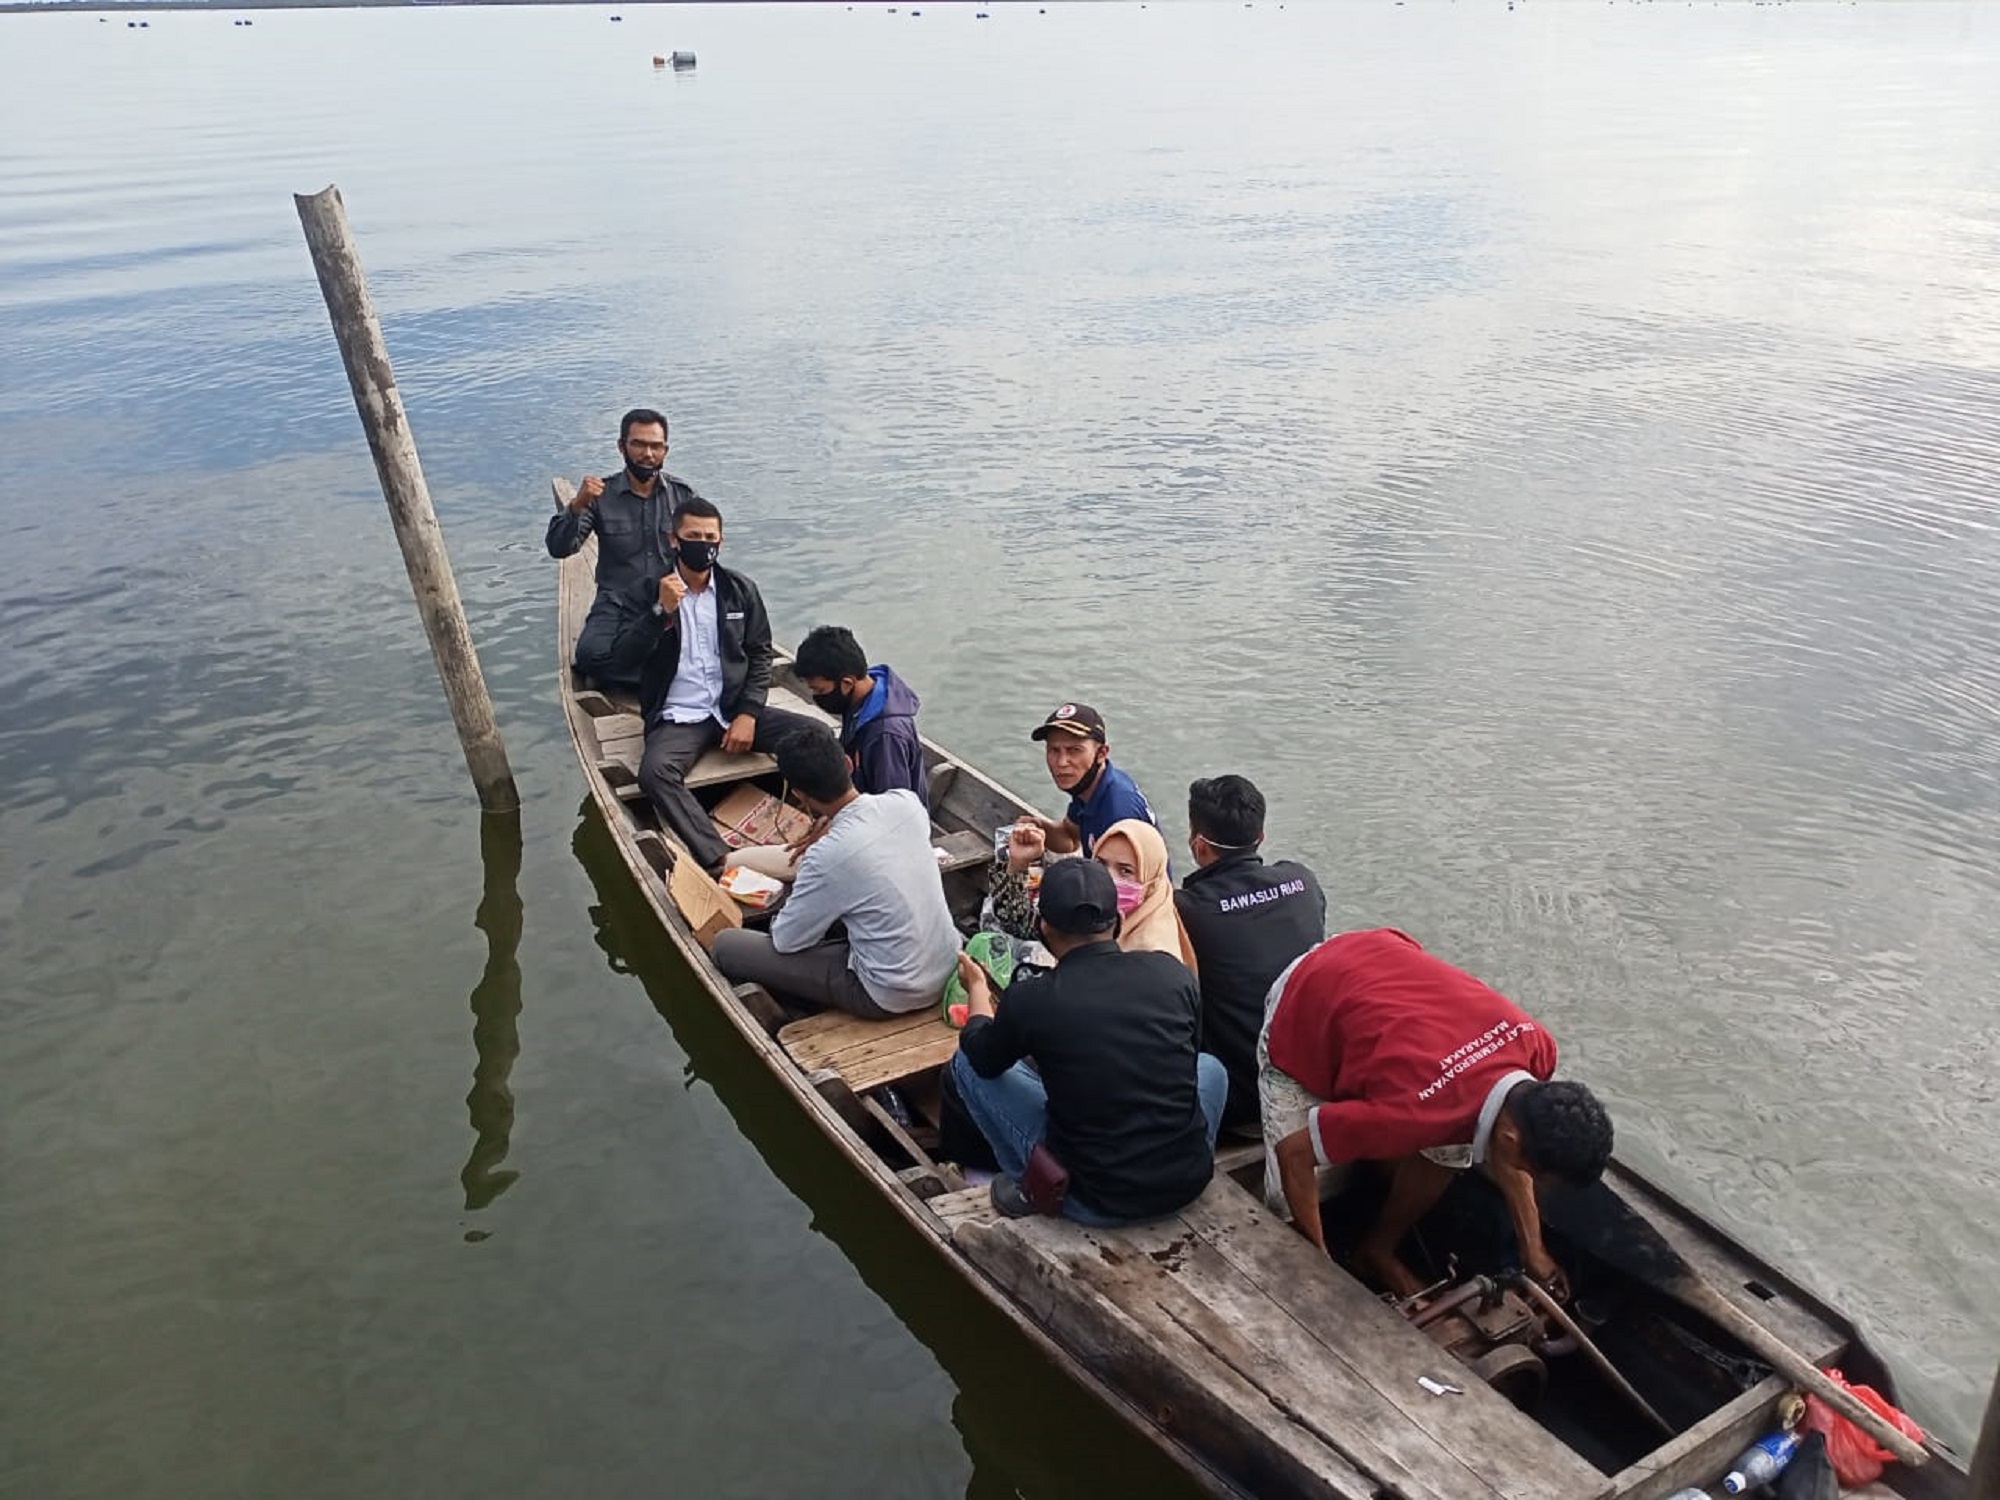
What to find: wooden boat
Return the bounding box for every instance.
[555,506,1969,1499]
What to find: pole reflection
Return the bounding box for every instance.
[461,808,524,1217]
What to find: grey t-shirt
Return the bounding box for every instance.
[769,790,961,1012]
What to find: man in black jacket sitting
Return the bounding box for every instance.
[606,496,816,875]
[951,859,1227,1225]
[547,408,708,690]
[1173,775,1327,1134]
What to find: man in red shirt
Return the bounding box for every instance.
[1260,928,1613,1299]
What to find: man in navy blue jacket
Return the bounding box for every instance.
[792,626,929,804]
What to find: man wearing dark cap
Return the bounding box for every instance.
[1013,701,1159,862]
[950,859,1227,1225]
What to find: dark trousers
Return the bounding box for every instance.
[638,706,818,873]
[573,595,646,691]
[711,930,902,1019]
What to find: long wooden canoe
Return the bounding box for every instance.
[556,513,1969,1499]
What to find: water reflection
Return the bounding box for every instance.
[462,809,525,1219]
[567,806,1203,1500]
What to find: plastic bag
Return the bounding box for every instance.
[940,931,1020,1028]
[1797,1369,1925,1487]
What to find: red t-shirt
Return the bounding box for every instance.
[1265,928,1558,1164]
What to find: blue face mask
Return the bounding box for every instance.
[675,537,719,573]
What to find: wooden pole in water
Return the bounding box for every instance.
[293,184,519,814]
[1970,1361,1999,1499]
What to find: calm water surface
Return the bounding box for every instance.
[3,2,1997,1492]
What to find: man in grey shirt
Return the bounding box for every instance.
[714,727,961,1018]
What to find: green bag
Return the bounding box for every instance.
[941,930,1020,1027]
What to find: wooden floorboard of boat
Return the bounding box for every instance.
[953,1177,1603,1500]
[1171,1188,1604,1500]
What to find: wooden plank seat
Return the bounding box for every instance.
[778,1007,961,1095]
[930,827,991,874]
[604,744,781,798]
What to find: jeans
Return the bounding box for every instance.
[949,1050,1228,1227]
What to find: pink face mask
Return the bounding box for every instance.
[1113,878,1146,915]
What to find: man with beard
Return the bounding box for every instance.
[547,408,704,690]
[606,495,817,876]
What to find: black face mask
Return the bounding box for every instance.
[811,686,851,716]
[625,458,660,482]
[1066,753,1106,800]
[675,537,719,573]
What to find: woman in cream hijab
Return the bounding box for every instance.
[1093,818,1199,973]
[986,816,1198,973]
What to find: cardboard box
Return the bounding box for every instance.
[710,786,814,850]
[668,846,742,949]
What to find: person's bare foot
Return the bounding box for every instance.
[1349,1243,1425,1299]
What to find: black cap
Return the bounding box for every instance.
[1037,858,1120,936]
[1030,702,1107,744]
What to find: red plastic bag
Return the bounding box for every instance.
[1798,1368,1926,1487]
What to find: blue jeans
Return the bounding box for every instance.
[949,1051,1228,1227]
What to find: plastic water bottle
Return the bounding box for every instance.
[1661,1490,1710,1500]
[1721,1429,1800,1493]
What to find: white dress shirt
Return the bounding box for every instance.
[660,580,727,726]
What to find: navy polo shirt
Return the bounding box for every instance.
[1068,761,1157,857]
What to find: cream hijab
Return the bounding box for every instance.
[1094,818,1199,974]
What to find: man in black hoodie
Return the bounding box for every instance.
[792,626,929,803]
[1173,775,1327,1133]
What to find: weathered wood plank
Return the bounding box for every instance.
[687,748,777,790]
[928,1184,993,1230]
[955,1218,1385,1500]
[1608,1375,1785,1500]
[863,1096,943,1177]
[990,1202,1511,1500]
[834,1027,963,1094]
[1172,1187,1605,1500]
[931,826,992,874]
[779,1009,940,1071]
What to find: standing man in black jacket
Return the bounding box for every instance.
[547,408,707,690]
[606,495,816,875]
[1173,775,1327,1134]
[952,859,1227,1225]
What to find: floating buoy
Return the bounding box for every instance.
[671,49,695,67]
